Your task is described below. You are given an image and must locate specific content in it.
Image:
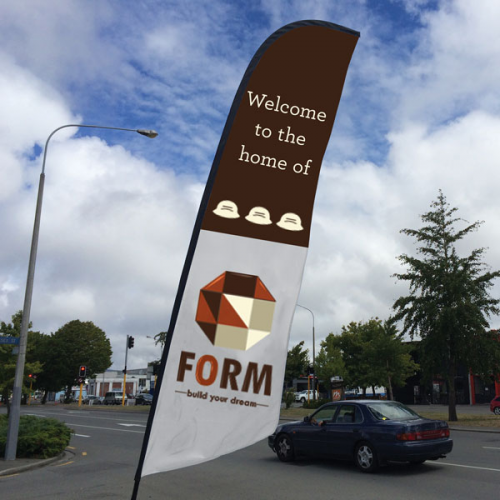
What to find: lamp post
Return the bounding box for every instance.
[297,304,316,400]
[4,124,158,461]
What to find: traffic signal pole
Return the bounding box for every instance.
[78,366,86,407]
[122,335,129,406]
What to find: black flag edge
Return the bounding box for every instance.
[131,19,360,499]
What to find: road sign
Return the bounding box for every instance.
[0,336,20,345]
[332,390,342,401]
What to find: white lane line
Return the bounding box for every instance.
[483,446,500,450]
[117,423,146,427]
[74,434,90,438]
[429,461,500,472]
[66,423,144,434]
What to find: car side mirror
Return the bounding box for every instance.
[303,416,310,423]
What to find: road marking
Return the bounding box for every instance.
[55,461,74,467]
[1,474,20,478]
[66,423,144,434]
[74,434,90,438]
[430,462,500,472]
[117,423,146,427]
[483,446,500,450]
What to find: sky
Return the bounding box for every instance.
[1,0,500,371]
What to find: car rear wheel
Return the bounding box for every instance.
[494,407,500,415]
[275,434,295,462]
[354,442,379,473]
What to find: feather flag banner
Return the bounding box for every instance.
[132,20,359,496]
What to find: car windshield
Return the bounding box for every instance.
[367,402,420,421]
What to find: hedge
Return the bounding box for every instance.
[0,415,72,459]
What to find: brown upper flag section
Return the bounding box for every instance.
[202,24,359,247]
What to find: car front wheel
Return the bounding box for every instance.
[494,407,500,415]
[354,442,379,473]
[275,434,295,462]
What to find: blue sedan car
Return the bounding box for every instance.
[268,400,452,472]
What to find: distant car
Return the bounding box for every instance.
[295,390,319,403]
[268,400,452,472]
[135,394,153,406]
[490,395,500,415]
[103,391,127,405]
[83,395,103,405]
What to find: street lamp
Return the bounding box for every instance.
[4,124,158,461]
[296,304,316,400]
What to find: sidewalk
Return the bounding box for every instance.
[0,451,69,477]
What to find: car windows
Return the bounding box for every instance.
[311,406,337,422]
[367,402,420,421]
[334,405,361,424]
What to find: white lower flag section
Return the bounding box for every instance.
[141,230,306,476]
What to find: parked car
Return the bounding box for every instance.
[294,390,319,403]
[490,395,500,415]
[135,393,153,406]
[268,400,452,472]
[103,391,127,405]
[83,395,103,405]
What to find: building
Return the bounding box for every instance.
[87,367,155,396]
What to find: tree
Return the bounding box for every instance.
[0,311,43,414]
[44,320,113,401]
[392,191,500,421]
[315,334,345,394]
[363,321,419,400]
[330,319,417,399]
[332,321,372,395]
[284,341,309,388]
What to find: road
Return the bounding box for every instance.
[1,405,499,499]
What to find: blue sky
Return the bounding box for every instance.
[2,0,500,370]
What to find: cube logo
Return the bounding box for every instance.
[195,271,276,350]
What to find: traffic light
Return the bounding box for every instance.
[79,365,87,378]
[128,336,135,349]
[28,374,32,378]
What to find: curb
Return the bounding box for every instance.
[448,426,500,434]
[0,449,73,477]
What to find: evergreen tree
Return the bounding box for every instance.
[393,191,500,421]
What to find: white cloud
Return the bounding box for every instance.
[2,0,500,370]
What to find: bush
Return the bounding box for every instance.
[0,415,73,459]
[302,398,331,410]
[282,389,296,409]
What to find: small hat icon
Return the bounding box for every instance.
[213,200,240,219]
[277,213,304,231]
[245,206,272,225]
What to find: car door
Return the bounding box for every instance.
[292,405,338,457]
[322,404,364,458]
